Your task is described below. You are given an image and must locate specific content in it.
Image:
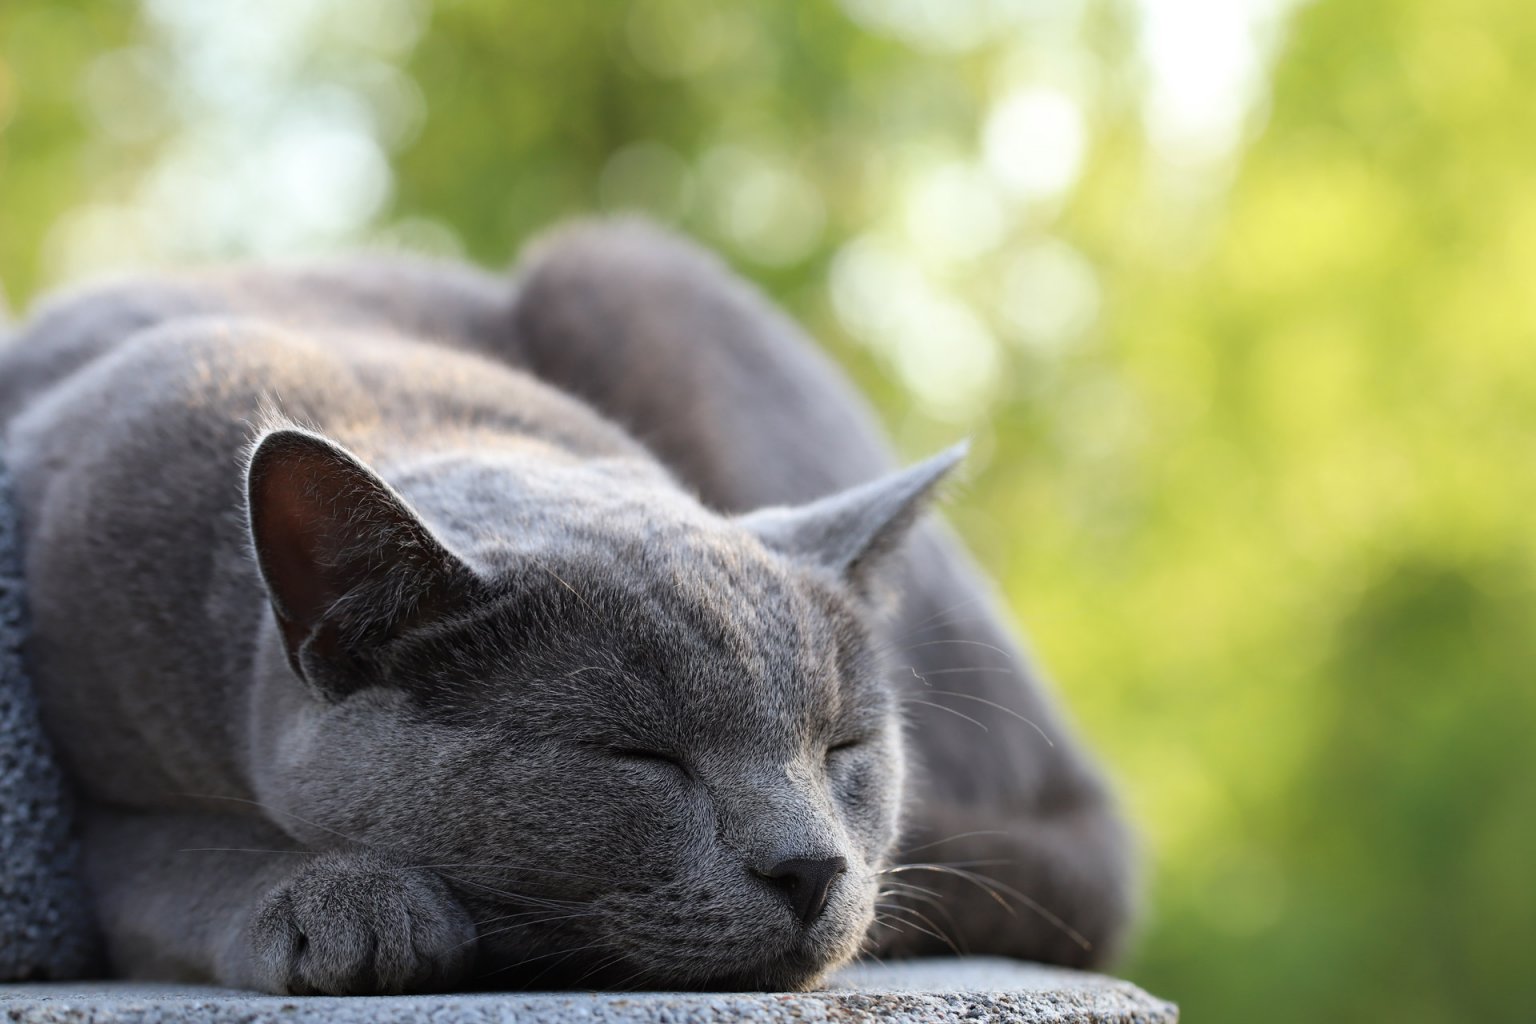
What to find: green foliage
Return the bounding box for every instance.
[2,1,1533,1020]
[0,2,135,303]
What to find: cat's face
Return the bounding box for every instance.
[243,428,959,989]
[276,545,902,989]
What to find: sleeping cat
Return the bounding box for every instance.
[0,220,1132,994]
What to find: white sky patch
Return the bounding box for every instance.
[46,0,427,281]
[1134,0,1295,165]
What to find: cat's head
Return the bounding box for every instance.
[242,427,962,990]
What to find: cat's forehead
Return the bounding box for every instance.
[590,528,854,690]
[447,525,880,732]
[494,506,831,629]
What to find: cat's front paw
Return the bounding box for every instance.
[246,851,476,995]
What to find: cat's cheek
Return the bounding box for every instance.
[593,769,712,858]
[827,755,881,817]
[828,755,901,860]
[609,765,705,811]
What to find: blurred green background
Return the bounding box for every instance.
[2,0,1533,1019]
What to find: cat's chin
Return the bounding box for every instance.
[481,936,855,994]
[468,889,875,993]
[593,952,841,994]
[697,952,845,993]
[662,935,863,993]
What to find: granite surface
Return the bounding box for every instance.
[0,959,1177,1023]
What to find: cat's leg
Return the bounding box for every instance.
[80,804,476,993]
[498,221,1134,967]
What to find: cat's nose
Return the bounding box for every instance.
[754,855,848,927]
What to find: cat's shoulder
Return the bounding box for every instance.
[0,254,512,431]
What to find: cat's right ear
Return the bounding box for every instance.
[739,444,966,599]
[245,428,479,700]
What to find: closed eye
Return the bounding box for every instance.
[608,746,688,773]
[826,738,865,759]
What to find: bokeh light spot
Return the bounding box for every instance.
[982,87,1087,201]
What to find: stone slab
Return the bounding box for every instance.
[0,958,1176,1023]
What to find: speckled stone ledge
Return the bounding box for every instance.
[0,958,1176,1023]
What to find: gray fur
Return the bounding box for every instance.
[0,219,1132,994]
[0,450,99,980]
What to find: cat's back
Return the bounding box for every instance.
[0,255,593,583]
[0,254,512,431]
[1,279,638,808]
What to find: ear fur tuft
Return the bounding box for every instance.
[739,442,967,595]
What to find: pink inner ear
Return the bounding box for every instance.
[248,429,474,688]
[251,446,352,633]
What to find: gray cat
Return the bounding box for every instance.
[0,220,1132,994]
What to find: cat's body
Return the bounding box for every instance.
[0,221,1131,993]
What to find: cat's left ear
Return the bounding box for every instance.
[739,443,966,596]
[245,427,481,699]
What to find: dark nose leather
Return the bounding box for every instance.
[755,855,848,927]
